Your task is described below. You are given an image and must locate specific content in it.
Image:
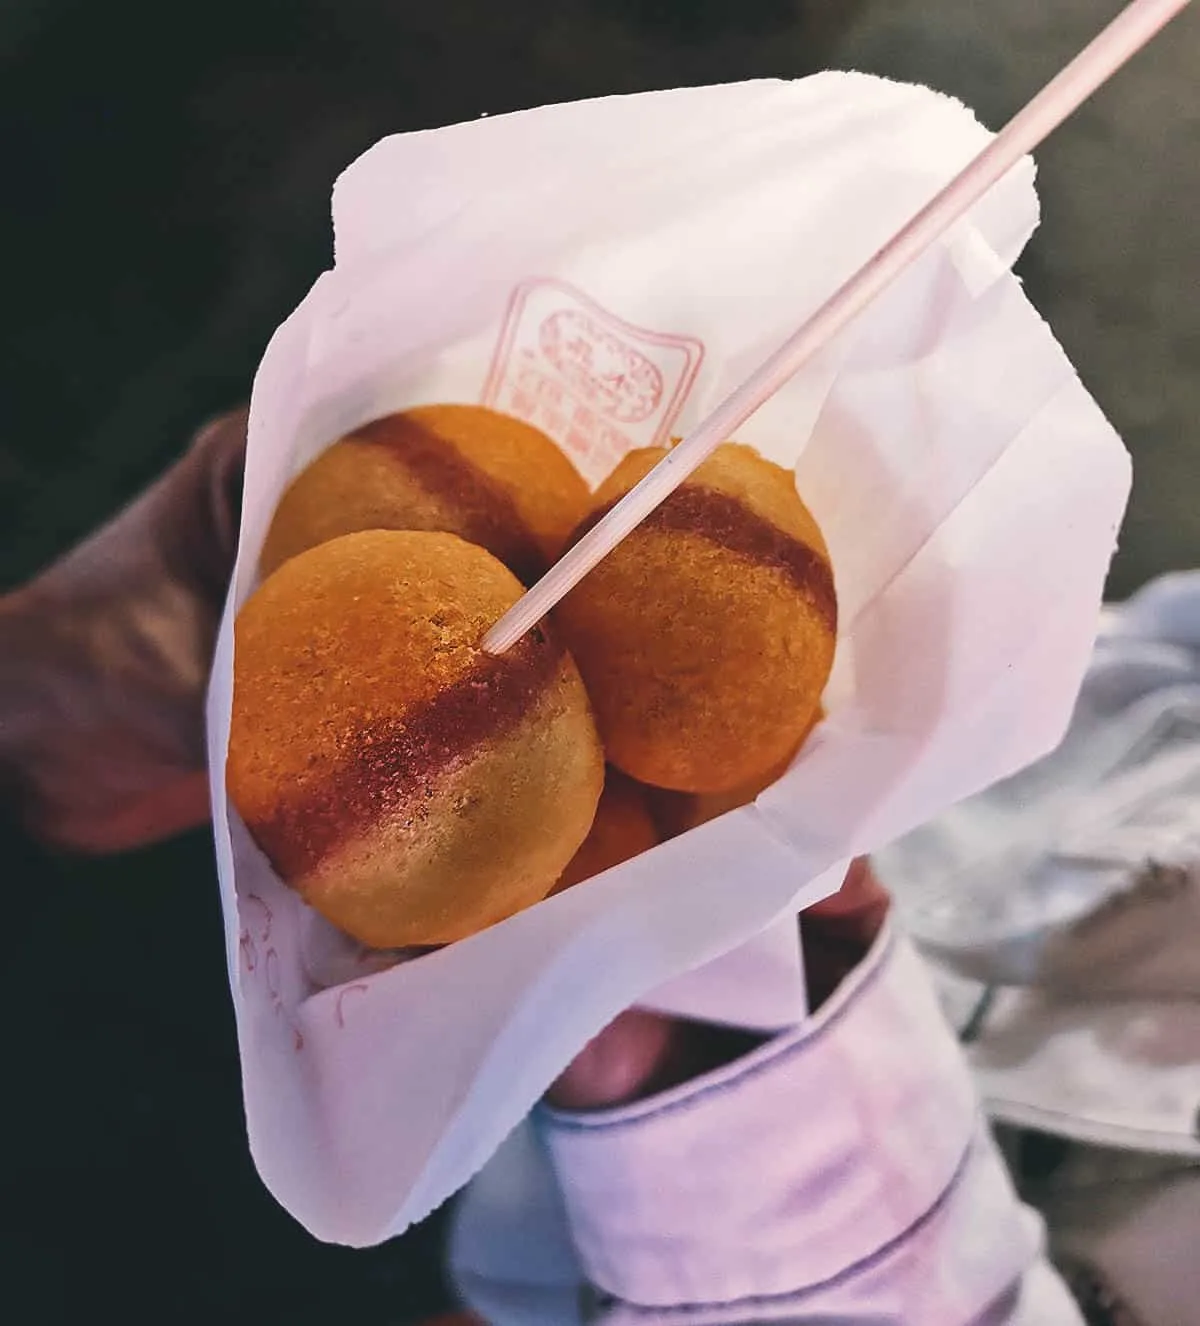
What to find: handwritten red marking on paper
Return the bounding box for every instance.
[482,279,705,483]
[239,893,273,973]
[243,892,273,941]
[265,948,281,1004]
[259,945,306,1053]
[233,894,305,1052]
[335,983,369,1029]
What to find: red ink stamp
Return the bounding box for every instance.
[483,279,704,482]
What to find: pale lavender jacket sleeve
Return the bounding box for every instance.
[451,923,1083,1325]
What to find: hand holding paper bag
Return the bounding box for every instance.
[0,409,246,853]
[206,73,1130,1244]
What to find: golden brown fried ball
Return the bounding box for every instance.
[259,404,590,584]
[228,529,604,948]
[552,769,660,894]
[556,443,836,794]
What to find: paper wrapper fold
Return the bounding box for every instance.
[206,73,1130,1244]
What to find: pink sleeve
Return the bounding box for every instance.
[536,925,1084,1324]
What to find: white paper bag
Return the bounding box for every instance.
[205,73,1130,1245]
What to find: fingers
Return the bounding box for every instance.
[805,857,890,935]
[156,407,248,603]
[801,858,890,1009]
[546,1009,679,1110]
[1,408,248,854]
[546,1009,764,1112]
[33,770,212,856]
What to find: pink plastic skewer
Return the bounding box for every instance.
[484,0,1192,654]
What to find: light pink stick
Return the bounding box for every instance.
[485,0,1191,654]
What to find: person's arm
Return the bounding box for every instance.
[526,864,1083,1325]
[0,410,245,852]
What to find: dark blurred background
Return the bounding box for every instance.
[2,2,1197,1322]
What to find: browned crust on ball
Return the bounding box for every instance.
[578,484,837,634]
[552,769,660,893]
[351,414,545,585]
[260,406,589,584]
[245,628,565,880]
